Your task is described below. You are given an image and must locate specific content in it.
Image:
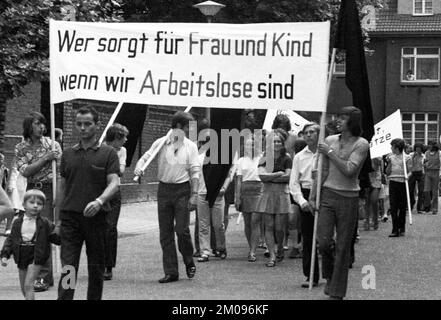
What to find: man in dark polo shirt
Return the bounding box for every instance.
[55,106,120,300]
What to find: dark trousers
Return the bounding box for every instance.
[389,181,407,233]
[57,211,106,300]
[300,189,319,283]
[104,191,121,268]
[27,183,53,286]
[157,182,194,277]
[408,171,424,211]
[318,188,358,298]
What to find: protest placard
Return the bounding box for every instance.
[369,109,403,158]
[49,20,330,111]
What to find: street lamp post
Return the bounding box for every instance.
[193,1,225,121]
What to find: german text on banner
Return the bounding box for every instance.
[369,109,403,158]
[49,20,330,111]
[263,109,309,135]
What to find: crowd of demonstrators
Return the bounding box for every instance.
[2,104,441,301]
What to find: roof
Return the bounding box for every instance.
[370,0,441,35]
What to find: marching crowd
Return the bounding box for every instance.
[0,105,440,300]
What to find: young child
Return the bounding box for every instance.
[1,189,60,300]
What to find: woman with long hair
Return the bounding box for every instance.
[256,129,292,267]
[312,106,369,300]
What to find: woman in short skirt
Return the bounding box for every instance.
[256,129,292,267]
[235,136,263,262]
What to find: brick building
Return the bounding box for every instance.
[0,81,205,203]
[328,0,441,146]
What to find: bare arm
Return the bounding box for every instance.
[84,173,119,217]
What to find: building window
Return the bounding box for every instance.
[414,0,433,15]
[401,47,440,83]
[334,54,346,75]
[402,113,439,145]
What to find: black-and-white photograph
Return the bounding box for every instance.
[0,0,441,308]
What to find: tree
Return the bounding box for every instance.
[0,0,123,99]
[121,0,387,128]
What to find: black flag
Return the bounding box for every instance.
[335,0,374,186]
[203,108,243,208]
[114,103,147,167]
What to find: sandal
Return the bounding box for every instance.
[266,260,276,267]
[248,253,257,262]
[197,255,209,262]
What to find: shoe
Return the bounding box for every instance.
[158,275,179,283]
[399,229,405,236]
[197,255,209,262]
[186,264,196,279]
[248,253,257,262]
[265,260,276,267]
[301,278,318,288]
[193,251,201,258]
[264,249,270,258]
[216,250,227,260]
[329,296,343,300]
[33,279,49,292]
[324,279,330,296]
[289,248,302,259]
[433,212,438,215]
[382,215,388,222]
[373,224,379,230]
[258,242,267,249]
[388,232,399,237]
[417,211,424,214]
[103,268,113,281]
[276,253,284,263]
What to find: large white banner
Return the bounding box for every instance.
[49,20,330,111]
[370,109,403,158]
[263,109,309,135]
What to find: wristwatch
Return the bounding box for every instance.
[327,149,334,155]
[95,198,104,206]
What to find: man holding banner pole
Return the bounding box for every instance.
[134,111,199,283]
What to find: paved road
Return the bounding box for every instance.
[0,200,440,300]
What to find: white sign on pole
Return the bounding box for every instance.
[49,20,330,111]
[262,109,310,135]
[369,109,403,158]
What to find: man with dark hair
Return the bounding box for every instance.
[15,111,61,292]
[134,111,200,283]
[55,106,120,300]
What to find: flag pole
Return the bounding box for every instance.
[133,106,192,182]
[50,103,61,274]
[309,47,337,290]
[402,152,412,225]
[99,102,124,145]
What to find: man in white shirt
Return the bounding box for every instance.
[134,111,200,283]
[289,123,320,288]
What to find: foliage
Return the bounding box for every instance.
[0,0,123,98]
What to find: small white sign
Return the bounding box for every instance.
[369,109,403,158]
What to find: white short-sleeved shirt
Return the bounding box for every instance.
[236,156,261,182]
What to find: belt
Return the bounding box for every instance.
[20,241,35,247]
[27,182,51,190]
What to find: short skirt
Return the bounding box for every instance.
[17,245,35,270]
[256,183,292,214]
[240,181,263,213]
